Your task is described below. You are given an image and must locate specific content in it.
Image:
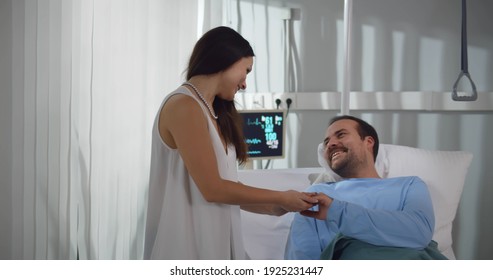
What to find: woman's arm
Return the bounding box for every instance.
[240,205,286,216]
[160,95,317,212]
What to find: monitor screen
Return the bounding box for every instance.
[239,110,286,160]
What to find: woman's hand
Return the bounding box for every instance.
[300,193,333,220]
[279,190,319,212]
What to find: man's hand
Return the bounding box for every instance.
[300,193,333,220]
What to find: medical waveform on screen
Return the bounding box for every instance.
[246,138,262,145]
[240,111,285,159]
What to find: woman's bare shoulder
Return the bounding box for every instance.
[158,93,207,148]
[163,93,203,119]
[160,93,208,137]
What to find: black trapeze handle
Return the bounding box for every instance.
[452,0,477,101]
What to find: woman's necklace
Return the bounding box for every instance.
[182,81,218,120]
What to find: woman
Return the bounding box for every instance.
[144,26,317,259]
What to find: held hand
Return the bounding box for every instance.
[280,190,319,212]
[300,193,333,220]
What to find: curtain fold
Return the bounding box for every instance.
[11,0,200,259]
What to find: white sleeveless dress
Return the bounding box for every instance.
[144,86,246,259]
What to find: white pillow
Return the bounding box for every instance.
[315,143,473,259]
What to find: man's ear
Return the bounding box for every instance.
[365,136,375,150]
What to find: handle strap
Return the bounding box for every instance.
[452,0,477,101]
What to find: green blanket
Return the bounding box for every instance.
[320,234,448,260]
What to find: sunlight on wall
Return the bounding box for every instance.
[361,24,376,90]
[419,37,444,90]
[392,31,405,90]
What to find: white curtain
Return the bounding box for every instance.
[9,0,203,259]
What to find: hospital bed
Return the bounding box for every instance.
[239,143,473,260]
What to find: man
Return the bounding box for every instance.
[284,115,435,260]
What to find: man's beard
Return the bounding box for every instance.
[330,152,361,178]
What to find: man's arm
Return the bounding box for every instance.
[303,177,435,249]
[284,211,325,260]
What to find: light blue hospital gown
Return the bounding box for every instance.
[284,176,435,260]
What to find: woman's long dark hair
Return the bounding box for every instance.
[186,26,254,164]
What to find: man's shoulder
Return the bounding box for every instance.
[382,176,424,183]
[382,175,419,180]
[307,182,337,192]
[379,176,428,189]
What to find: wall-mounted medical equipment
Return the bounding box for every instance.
[239,110,286,160]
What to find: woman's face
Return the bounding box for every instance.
[217,56,253,100]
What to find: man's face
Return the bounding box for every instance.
[323,119,369,177]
